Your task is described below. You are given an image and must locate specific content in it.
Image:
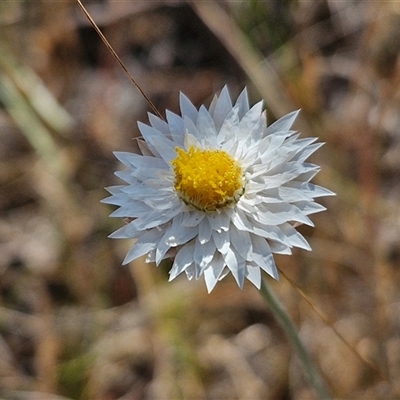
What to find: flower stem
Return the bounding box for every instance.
[260,278,331,399]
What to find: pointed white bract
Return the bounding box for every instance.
[103,86,334,292]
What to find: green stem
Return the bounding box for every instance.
[260,278,331,399]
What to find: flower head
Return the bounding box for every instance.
[103,86,334,292]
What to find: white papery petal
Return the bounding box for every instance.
[112,151,136,168]
[181,210,205,227]
[294,142,324,163]
[136,138,153,156]
[218,105,239,144]
[123,228,164,265]
[108,223,139,239]
[211,86,232,132]
[166,110,185,144]
[145,133,178,164]
[247,110,267,144]
[105,87,333,292]
[126,153,168,170]
[148,112,170,136]
[247,219,293,246]
[280,223,311,250]
[179,92,198,122]
[183,116,202,144]
[114,152,167,169]
[204,252,225,292]
[250,235,279,279]
[269,240,292,255]
[156,218,198,265]
[278,182,334,202]
[223,247,246,288]
[293,201,327,215]
[183,131,200,149]
[109,202,150,218]
[137,122,163,157]
[212,229,230,254]
[132,202,185,230]
[255,203,314,227]
[169,241,196,280]
[229,224,253,260]
[305,184,335,198]
[266,110,300,134]
[208,211,230,232]
[184,263,198,281]
[231,207,254,232]
[132,168,166,182]
[114,170,134,183]
[165,222,198,247]
[197,106,219,147]
[238,101,264,142]
[256,130,294,163]
[194,238,216,268]
[198,217,213,244]
[102,191,127,206]
[235,87,250,119]
[245,264,262,288]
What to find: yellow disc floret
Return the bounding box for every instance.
[171,145,244,211]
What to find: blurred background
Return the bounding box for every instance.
[0,1,400,399]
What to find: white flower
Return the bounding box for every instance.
[102,86,334,292]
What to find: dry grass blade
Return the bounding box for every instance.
[190,0,299,120]
[74,0,164,120]
[0,47,73,137]
[279,268,400,397]
[0,46,92,240]
[0,70,62,174]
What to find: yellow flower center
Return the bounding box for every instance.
[171,145,244,211]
